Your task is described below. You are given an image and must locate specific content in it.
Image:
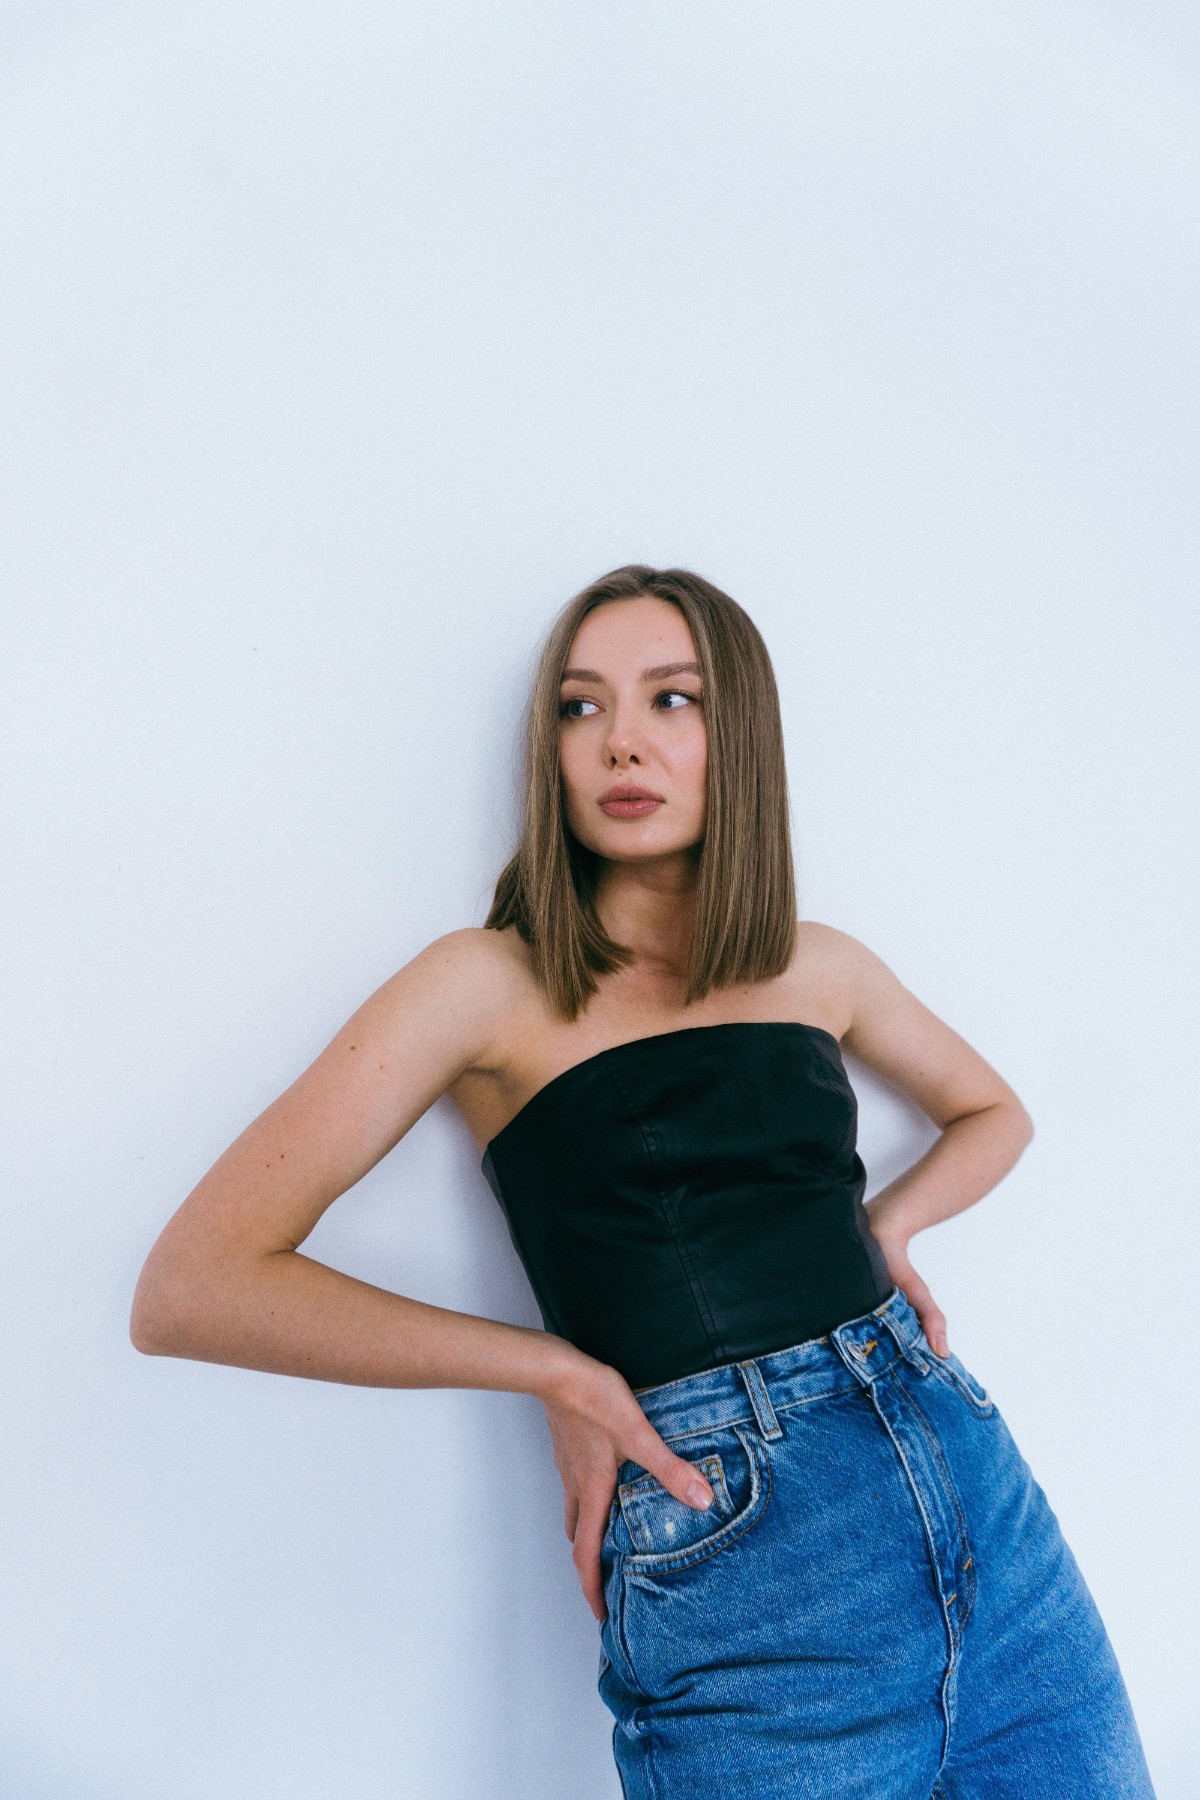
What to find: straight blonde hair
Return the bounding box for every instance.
[485,564,797,1020]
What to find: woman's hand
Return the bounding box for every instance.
[539,1353,716,1622]
[870,1225,950,1360]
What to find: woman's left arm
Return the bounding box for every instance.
[828,927,1035,1359]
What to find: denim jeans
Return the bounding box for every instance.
[597,1286,1155,1798]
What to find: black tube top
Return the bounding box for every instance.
[479,1020,892,1391]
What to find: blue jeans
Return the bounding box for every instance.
[598,1286,1155,1798]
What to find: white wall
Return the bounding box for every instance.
[3,4,1196,1795]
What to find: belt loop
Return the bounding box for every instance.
[877,1293,930,1375]
[736,1359,783,1441]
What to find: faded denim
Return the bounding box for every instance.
[597,1285,1155,1799]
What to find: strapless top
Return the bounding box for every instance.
[479,1020,892,1391]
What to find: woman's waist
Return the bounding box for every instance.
[629,1285,925,1435]
[536,1215,893,1390]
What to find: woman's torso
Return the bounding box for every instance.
[452,928,890,1391]
[480,1017,891,1389]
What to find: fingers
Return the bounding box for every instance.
[672,1451,716,1509]
[553,1384,721,1623]
[625,1424,715,1512]
[913,1286,949,1357]
[571,1505,609,1622]
[891,1256,949,1360]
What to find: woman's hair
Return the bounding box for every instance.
[484,563,797,1020]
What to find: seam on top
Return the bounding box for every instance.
[602,1060,728,1365]
[721,1035,773,1161]
[479,1148,570,1338]
[724,1030,885,1314]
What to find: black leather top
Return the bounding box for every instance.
[480,1020,892,1392]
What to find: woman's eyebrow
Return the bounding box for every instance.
[560,661,702,683]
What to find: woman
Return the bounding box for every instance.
[131,565,1156,1798]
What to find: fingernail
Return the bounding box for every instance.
[685,1479,713,1508]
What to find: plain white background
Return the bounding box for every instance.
[3,3,1197,1795]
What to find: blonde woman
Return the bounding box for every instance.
[132,566,1155,1798]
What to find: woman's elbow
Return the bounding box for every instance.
[129,1244,216,1358]
[129,1262,187,1356]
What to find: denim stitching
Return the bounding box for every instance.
[706,1454,733,1518]
[737,1358,784,1439]
[619,1451,729,1507]
[895,1379,974,1632]
[925,1353,994,1418]
[877,1299,931,1374]
[857,1380,956,1770]
[771,1377,867,1414]
[645,1368,890,1444]
[611,1552,648,1710]
[893,1376,978,1640]
[619,1453,732,1553]
[654,1411,757,1445]
[620,1425,773,1575]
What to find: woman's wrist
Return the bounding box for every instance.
[527,1335,613,1410]
[864,1197,912,1257]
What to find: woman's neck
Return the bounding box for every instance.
[593,850,700,977]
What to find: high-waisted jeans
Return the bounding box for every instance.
[597,1286,1155,1799]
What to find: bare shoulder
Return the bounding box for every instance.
[389,922,518,1007]
[793,919,904,1005]
[795,919,1032,1131]
[788,919,879,1035]
[367,923,531,1071]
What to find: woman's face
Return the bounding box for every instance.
[557,595,707,864]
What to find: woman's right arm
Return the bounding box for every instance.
[129,927,715,1619]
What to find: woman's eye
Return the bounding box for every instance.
[559,690,699,720]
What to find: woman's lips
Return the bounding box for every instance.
[599,797,664,818]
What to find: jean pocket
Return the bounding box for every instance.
[615,1422,773,1574]
[926,1347,995,1417]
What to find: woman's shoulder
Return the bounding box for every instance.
[343,926,542,1126]
[792,917,885,990]
[390,924,544,1046]
[786,919,906,1040]
[420,921,532,981]
[795,917,870,957]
